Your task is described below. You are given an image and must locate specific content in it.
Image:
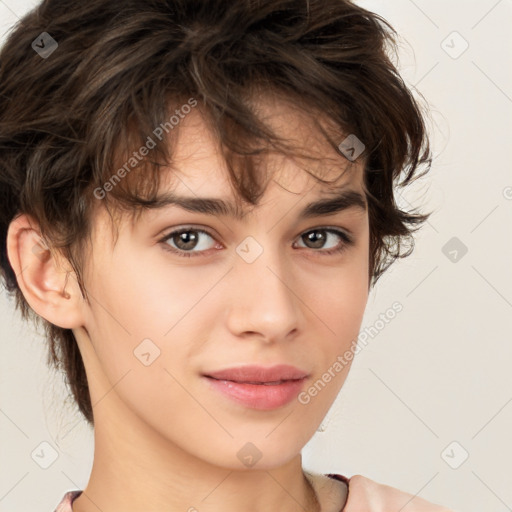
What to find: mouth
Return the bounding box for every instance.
[201,365,309,410]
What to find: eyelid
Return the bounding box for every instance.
[158,224,218,243]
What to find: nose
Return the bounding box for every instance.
[224,239,301,343]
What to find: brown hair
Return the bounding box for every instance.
[0,0,432,426]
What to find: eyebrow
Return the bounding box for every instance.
[138,188,367,221]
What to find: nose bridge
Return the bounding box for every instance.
[226,233,300,339]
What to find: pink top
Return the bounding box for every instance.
[54,489,82,512]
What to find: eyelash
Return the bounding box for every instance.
[158,225,355,258]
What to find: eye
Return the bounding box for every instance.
[294,228,354,256]
[159,227,219,257]
[158,226,354,258]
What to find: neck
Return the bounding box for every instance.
[71,401,319,512]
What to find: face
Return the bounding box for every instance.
[74,97,370,471]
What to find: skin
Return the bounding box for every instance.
[7,97,370,512]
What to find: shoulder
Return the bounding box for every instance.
[344,474,455,512]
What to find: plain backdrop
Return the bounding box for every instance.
[0,1,511,511]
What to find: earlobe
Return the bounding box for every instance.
[6,213,85,329]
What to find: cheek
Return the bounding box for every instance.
[307,243,369,329]
[314,282,367,373]
[90,251,188,335]
[83,250,211,387]
[300,244,369,387]
[82,265,199,431]
[296,267,368,423]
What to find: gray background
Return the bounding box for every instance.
[1,1,511,511]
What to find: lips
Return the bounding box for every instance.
[203,364,309,384]
[202,364,310,410]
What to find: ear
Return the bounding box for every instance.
[6,213,86,329]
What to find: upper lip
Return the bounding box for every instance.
[203,364,309,383]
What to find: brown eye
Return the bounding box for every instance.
[295,228,353,255]
[160,228,217,257]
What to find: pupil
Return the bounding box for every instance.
[307,230,325,248]
[178,231,197,249]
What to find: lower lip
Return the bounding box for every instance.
[203,376,307,410]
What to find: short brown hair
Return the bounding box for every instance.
[0,0,432,425]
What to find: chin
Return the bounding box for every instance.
[193,433,306,471]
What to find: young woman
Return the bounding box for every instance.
[0,0,453,510]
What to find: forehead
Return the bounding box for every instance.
[158,93,366,204]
